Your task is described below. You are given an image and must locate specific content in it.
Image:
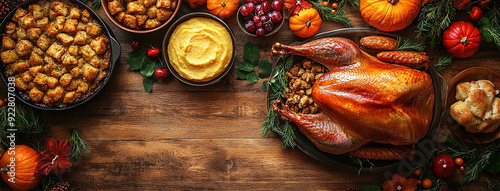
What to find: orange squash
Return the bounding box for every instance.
[289,8,322,38]
[360,0,421,32]
[0,145,41,191]
[207,0,239,19]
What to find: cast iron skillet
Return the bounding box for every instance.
[267,28,447,172]
[0,0,121,110]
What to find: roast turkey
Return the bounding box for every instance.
[271,37,435,159]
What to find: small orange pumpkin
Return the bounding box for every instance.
[207,0,239,19]
[360,0,421,32]
[0,145,41,191]
[289,8,322,38]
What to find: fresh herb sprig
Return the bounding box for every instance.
[261,55,296,148]
[416,0,456,49]
[311,0,351,28]
[79,0,101,9]
[432,55,453,71]
[484,1,499,28]
[396,37,425,52]
[127,49,161,92]
[0,105,48,146]
[236,42,273,83]
[70,128,90,162]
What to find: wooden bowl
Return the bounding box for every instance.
[101,0,181,33]
[445,67,500,144]
[236,6,284,37]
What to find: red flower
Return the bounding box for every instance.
[383,173,419,191]
[35,138,72,176]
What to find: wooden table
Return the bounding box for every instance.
[1,2,499,190]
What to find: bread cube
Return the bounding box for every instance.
[81,9,91,22]
[37,34,51,50]
[69,7,80,19]
[80,45,96,61]
[15,39,34,57]
[13,8,28,22]
[115,12,126,22]
[47,86,64,101]
[5,22,17,34]
[33,73,47,86]
[55,16,66,31]
[36,17,49,28]
[28,65,42,77]
[52,1,68,16]
[144,19,161,29]
[62,53,77,65]
[42,94,54,105]
[56,33,74,45]
[137,15,148,27]
[127,1,147,14]
[45,23,59,37]
[108,0,125,15]
[2,36,16,50]
[144,0,157,7]
[29,51,44,66]
[46,77,59,89]
[27,28,42,40]
[15,27,27,39]
[29,87,44,102]
[123,14,137,29]
[77,81,89,93]
[68,45,79,56]
[46,42,65,60]
[19,14,36,29]
[15,77,29,91]
[63,91,77,104]
[1,50,19,64]
[29,4,44,20]
[59,73,73,87]
[70,67,82,78]
[86,22,102,36]
[90,36,109,55]
[82,64,99,81]
[146,6,157,19]
[74,31,89,45]
[157,0,172,9]
[156,8,172,21]
[63,19,79,34]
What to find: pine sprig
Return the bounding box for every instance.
[79,0,101,9]
[416,0,456,48]
[459,150,492,185]
[261,56,296,148]
[432,55,453,71]
[348,0,360,11]
[484,27,500,50]
[311,0,351,28]
[0,105,48,146]
[485,1,499,28]
[69,128,90,162]
[396,37,425,52]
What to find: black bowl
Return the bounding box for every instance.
[0,0,121,110]
[162,12,236,86]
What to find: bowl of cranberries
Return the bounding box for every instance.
[237,0,285,37]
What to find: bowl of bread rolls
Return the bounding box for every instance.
[446,67,500,144]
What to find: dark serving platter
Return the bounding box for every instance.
[267,28,447,171]
[0,0,121,110]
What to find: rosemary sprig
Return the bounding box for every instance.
[442,133,476,165]
[484,27,500,50]
[311,0,351,28]
[261,56,296,148]
[484,180,500,191]
[396,37,425,52]
[432,55,453,71]
[79,0,101,9]
[348,0,360,11]
[416,0,456,48]
[70,128,90,162]
[485,1,499,28]
[459,140,500,185]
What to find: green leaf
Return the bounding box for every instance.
[359,184,381,191]
[236,61,255,72]
[143,77,155,93]
[246,73,259,83]
[262,80,269,90]
[485,152,500,174]
[258,59,272,78]
[236,69,252,79]
[243,42,259,66]
[141,61,158,77]
[480,28,494,42]
[479,17,491,28]
[127,49,148,70]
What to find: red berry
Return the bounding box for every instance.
[131,40,141,50]
[147,47,161,59]
[469,6,483,20]
[478,0,491,6]
[432,154,456,178]
[154,68,169,80]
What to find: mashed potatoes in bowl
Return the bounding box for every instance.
[165,14,234,85]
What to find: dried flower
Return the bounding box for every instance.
[35,138,72,176]
[383,173,419,191]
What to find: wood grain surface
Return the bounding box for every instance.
[1,1,499,190]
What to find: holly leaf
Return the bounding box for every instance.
[127,49,148,70]
[141,61,158,77]
[485,152,500,174]
[236,69,252,79]
[237,61,255,72]
[243,42,259,66]
[246,72,259,83]
[258,59,272,78]
[143,77,155,93]
[479,17,491,28]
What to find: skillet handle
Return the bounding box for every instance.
[109,36,121,65]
